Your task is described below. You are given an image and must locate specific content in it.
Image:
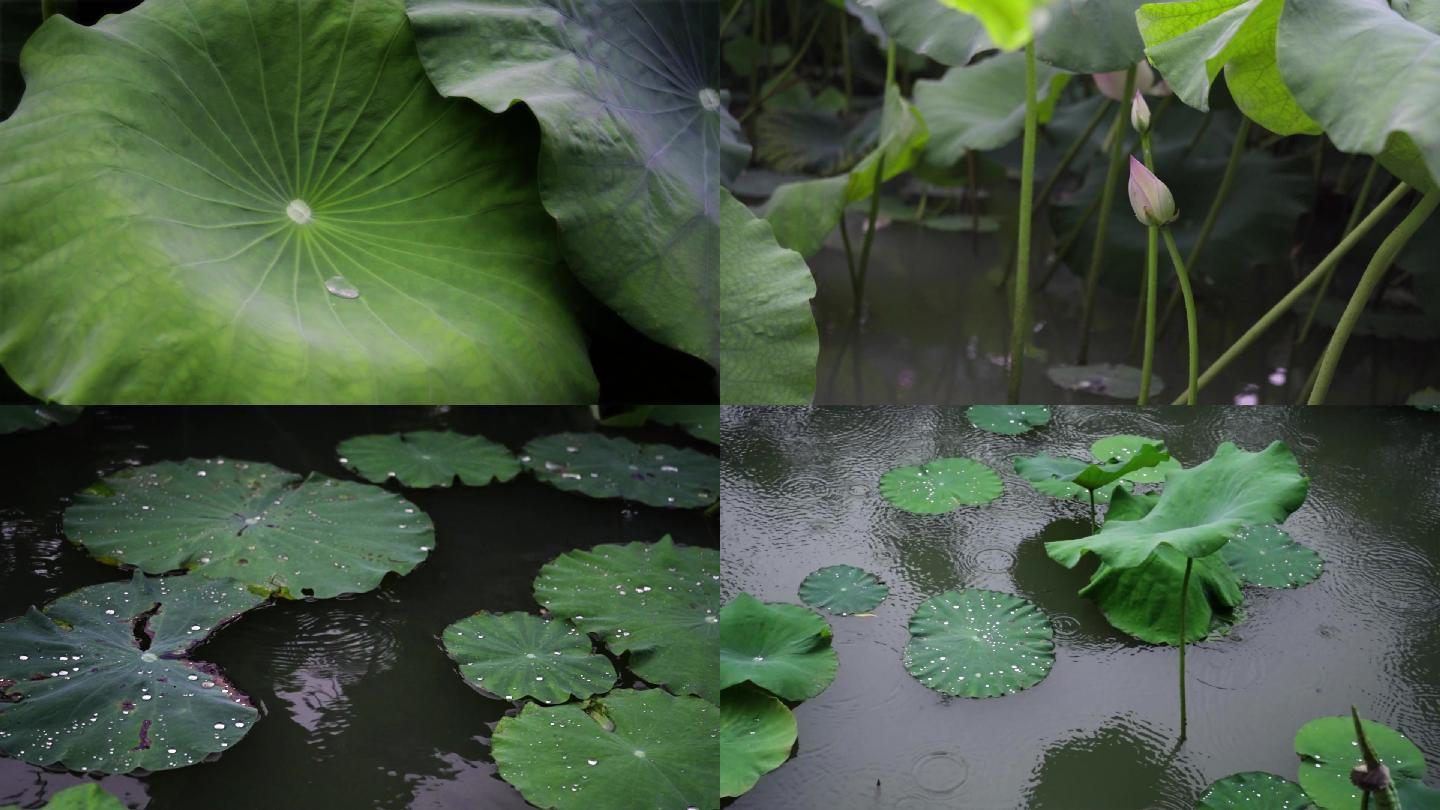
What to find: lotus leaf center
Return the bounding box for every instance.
[699,88,720,111]
[286,199,314,225]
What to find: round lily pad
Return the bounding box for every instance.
[1196,772,1311,809]
[522,433,718,509]
[798,565,889,615]
[879,457,1003,514]
[903,589,1055,698]
[0,406,81,435]
[0,572,264,773]
[442,611,616,705]
[491,688,718,810]
[1221,525,1324,588]
[1047,363,1165,399]
[534,537,718,702]
[1295,715,1440,809]
[721,685,797,799]
[965,405,1052,435]
[719,592,838,702]
[337,431,520,488]
[63,458,434,599]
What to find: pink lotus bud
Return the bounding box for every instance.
[1093,61,1157,101]
[1127,156,1176,227]
[1131,91,1151,134]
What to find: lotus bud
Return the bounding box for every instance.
[1093,61,1156,101]
[1350,762,1392,792]
[1127,156,1177,227]
[1131,90,1151,134]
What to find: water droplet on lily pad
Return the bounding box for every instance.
[325,276,359,300]
[286,199,313,224]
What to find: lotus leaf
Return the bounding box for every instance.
[1089,435,1181,484]
[534,537,719,702]
[1016,454,1131,504]
[862,0,992,68]
[0,406,81,435]
[491,688,719,810]
[442,611,616,704]
[1196,772,1311,809]
[0,784,128,810]
[720,684,797,798]
[1295,715,1440,809]
[406,0,720,365]
[336,431,519,488]
[602,405,721,445]
[1410,387,1440,411]
[915,53,1069,165]
[1032,0,1152,73]
[937,0,1049,50]
[1046,364,1166,399]
[1220,525,1323,588]
[719,592,838,702]
[965,405,1052,435]
[1080,544,1243,644]
[0,0,595,403]
[64,458,434,599]
[521,433,718,509]
[798,565,890,615]
[0,572,264,773]
[903,589,1055,698]
[879,457,1004,514]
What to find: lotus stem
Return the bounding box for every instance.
[1352,706,1402,810]
[1034,195,1102,293]
[720,0,744,36]
[1297,160,1381,345]
[1034,99,1113,213]
[739,11,823,122]
[839,212,858,293]
[854,153,886,315]
[1178,556,1193,743]
[1088,488,1097,533]
[1139,223,1158,405]
[1076,66,1137,364]
[1162,227,1199,404]
[1006,41,1041,404]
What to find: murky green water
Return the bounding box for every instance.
[722,405,1440,809]
[0,407,718,809]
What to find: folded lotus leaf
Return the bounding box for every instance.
[798,565,889,615]
[879,457,1004,514]
[522,433,717,509]
[904,588,1055,697]
[1220,525,1323,588]
[720,684,797,799]
[1080,545,1243,644]
[337,431,519,488]
[1295,715,1440,809]
[719,593,838,702]
[442,611,616,705]
[1089,435,1181,484]
[966,405,1052,435]
[1015,453,1133,504]
[1196,772,1311,809]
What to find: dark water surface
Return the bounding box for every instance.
[0,407,718,809]
[722,406,1440,809]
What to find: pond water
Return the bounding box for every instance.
[722,405,1440,809]
[0,407,718,809]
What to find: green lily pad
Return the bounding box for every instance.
[719,592,838,702]
[966,405,1052,435]
[491,688,719,810]
[442,611,616,705]
[1295,716,1440,810]
[0,406,82,435]
[798,565,890,615]
[0,572,264,773]
[646,405,722,446]
[0,0,595,403]
[0,784,128,810]
[1220,525,1324,588]
[879,457,1004,514]
[903,589,1055,698]
[534,537,718,702]
[1089,435,1181,483]
[336,431,519,488]
[522,433,717,509]
[720,685,798,799]
[1046,364,1165,400]
[862,0,992,68]
[63,458,434,600]
[1015,454,1133,504]
[1196,772,1311,809]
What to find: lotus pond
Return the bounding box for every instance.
[720,404,1440,808]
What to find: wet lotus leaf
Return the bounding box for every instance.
[879,457,1004,514]
[491,688,719,810]
[522,433,718,509]
[1196,772,1311,809]
[442,611,616,705]
[1295,716,1440,810]
[0,0,595,403]
[64,458,434,599]
[1015,442,1173,504]
[915,53,1069,164]
[1080,543,1243,644]
[965,405,1052,435]
[643,406,722,446]
[336,431,520,488]
[1046,364,1165,400]
[862,0,992,68]
[1089,435,1182,484]
[0,406,81,435]
[0,784,128,810]
[534,537,718,702]
[720,684,798,799]
[719,592,838,702]
[0,572,264,773]
[797,565,890,615]
[903,589,1055,698]
[1220,525,1324,588]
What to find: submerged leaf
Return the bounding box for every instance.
[336,431,519,488]
[442,611,616,705]
[1295,716,1440,810]
[1220,525,1323,588]
[720,685,798,799]
[966,405,1053,435]
[903,589,1055,697]
[719,593,838,702]
[1046,363,1165,400]
[1196,772,1311,809]
[798,565,890,615]
[522,433,718,509]
[879,457,1004,514]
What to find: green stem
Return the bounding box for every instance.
[855,153,886,315]
[885,38,896,87]
[1162,227,1199,405]
[739,11,823,122]
[1034,99,1113,213]
[1007,41,1040,405]
[1139,224,1158,405]
[1296,160,1380,345]
[1088,488,1096,533]
[1076,66,1137,364]
[720,0,744,36]
[1309,191,1440,404]
[839,213,858,295]
[1178,557,1193,743]
[41,0,56,19]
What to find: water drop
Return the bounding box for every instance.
[286,199,313,224]
[325,276,359,299]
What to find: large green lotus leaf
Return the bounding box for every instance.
[1014,454,1133,504]
[1033,0,1150,73]
[1277,0,1440,193]
[0,572,264,773]
[1196,772,1311,809]
[1047,441,1309,570]
[719,592,838,702]
[0,784,128,810]
[861,0,992,68]
[534,537,719,702]
[521,433,717,509]
[603,404,721,445]
[63,458,434,599]
[406,0,720,366]
[442,611,616,704]
[336,431,519,488]
[0,0,595,403]
[1295,716,1440,810]
[1136,0,1321,135]
[491,688,719,810]
[903,589,1055,698]
[915,53,1068,164]
[938,0,1050,50]
[879,457,1004,514]
[720,684,797,799]
[0,406,81,435]
[798,565,890,615]
[719,190,818,405]
[754,105,878,176]
[1046,364,1166,399]
[966,405,1052,435]
[1080,545,1243,644]
[1089,435,1181,483]
[1220,525,1323,588]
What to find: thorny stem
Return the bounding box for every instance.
[1178,557,1193,743]
[1006,41,1040,404]
[1076,66,1138,364]
[1034,99,1113,213]
[1162,227,1199,405]
[1296,159,1381,345]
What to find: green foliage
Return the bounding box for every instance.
[0,784,129,810]
[966,405,1053,435]
[1295,715,1440,809]
[522,433,718,509]
[1016,441,1174,503]
[719,592,838,701]
[915,52,1069,164]
[1220,525,1324,588]
[1196,772,1311,809]
[937,0,1050,50]
[336,431,520,488]
[903,589,1055,697]
[442,611,617,704]
[0,406,81,435]
[863,0,991,67]
[798,565,890,615]
[720,685,798,798]
[879,457,1005,513]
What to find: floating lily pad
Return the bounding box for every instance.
[1196,772,1311,809]
[1089,435,1182,484]
[719,592,838,702]
[522,433,718,509]
[336,431,519,488]
[442,611,616,705]
[798,565,889,615]
[1047,363,1165,399]
[1220,525,1324,588]
[0,572,264,773]
[0,406,81,435]
[534,537,718,702]
[64,458,434,600]
[720,685,798,799]
[879,457,1004,514]
[904,589,1055,698]
[966,405,1052,435]
[491,688,719,810]
[1295,715,1440,809]
[0,784,128,810]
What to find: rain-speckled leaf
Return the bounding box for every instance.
[491,688,719,810]
[0,572,264,774]
[648,405,721,446]
[915,53,1069,164]
[862,0,991,68]
[0,406,81,435]
[1046,364,1165,399]
[720,685,797,799]
[522,433,718,509]
[903,589,1055,698]
[798,565,890,615]
[1196,772,1311,809]
[1089,435,1181,483]
[719,592,838,702]
[442,611,616,704]
[336,431,519,488]
[879,457,1004,514]
[534,537,719,702]
[1220,525,1323,588]
[1080,543,1243,644]
[965,405,1052,435]
[1295,716,1440,810]
[63,458,434,600]
[1015,454,1133,504]
[0,784,128,810]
